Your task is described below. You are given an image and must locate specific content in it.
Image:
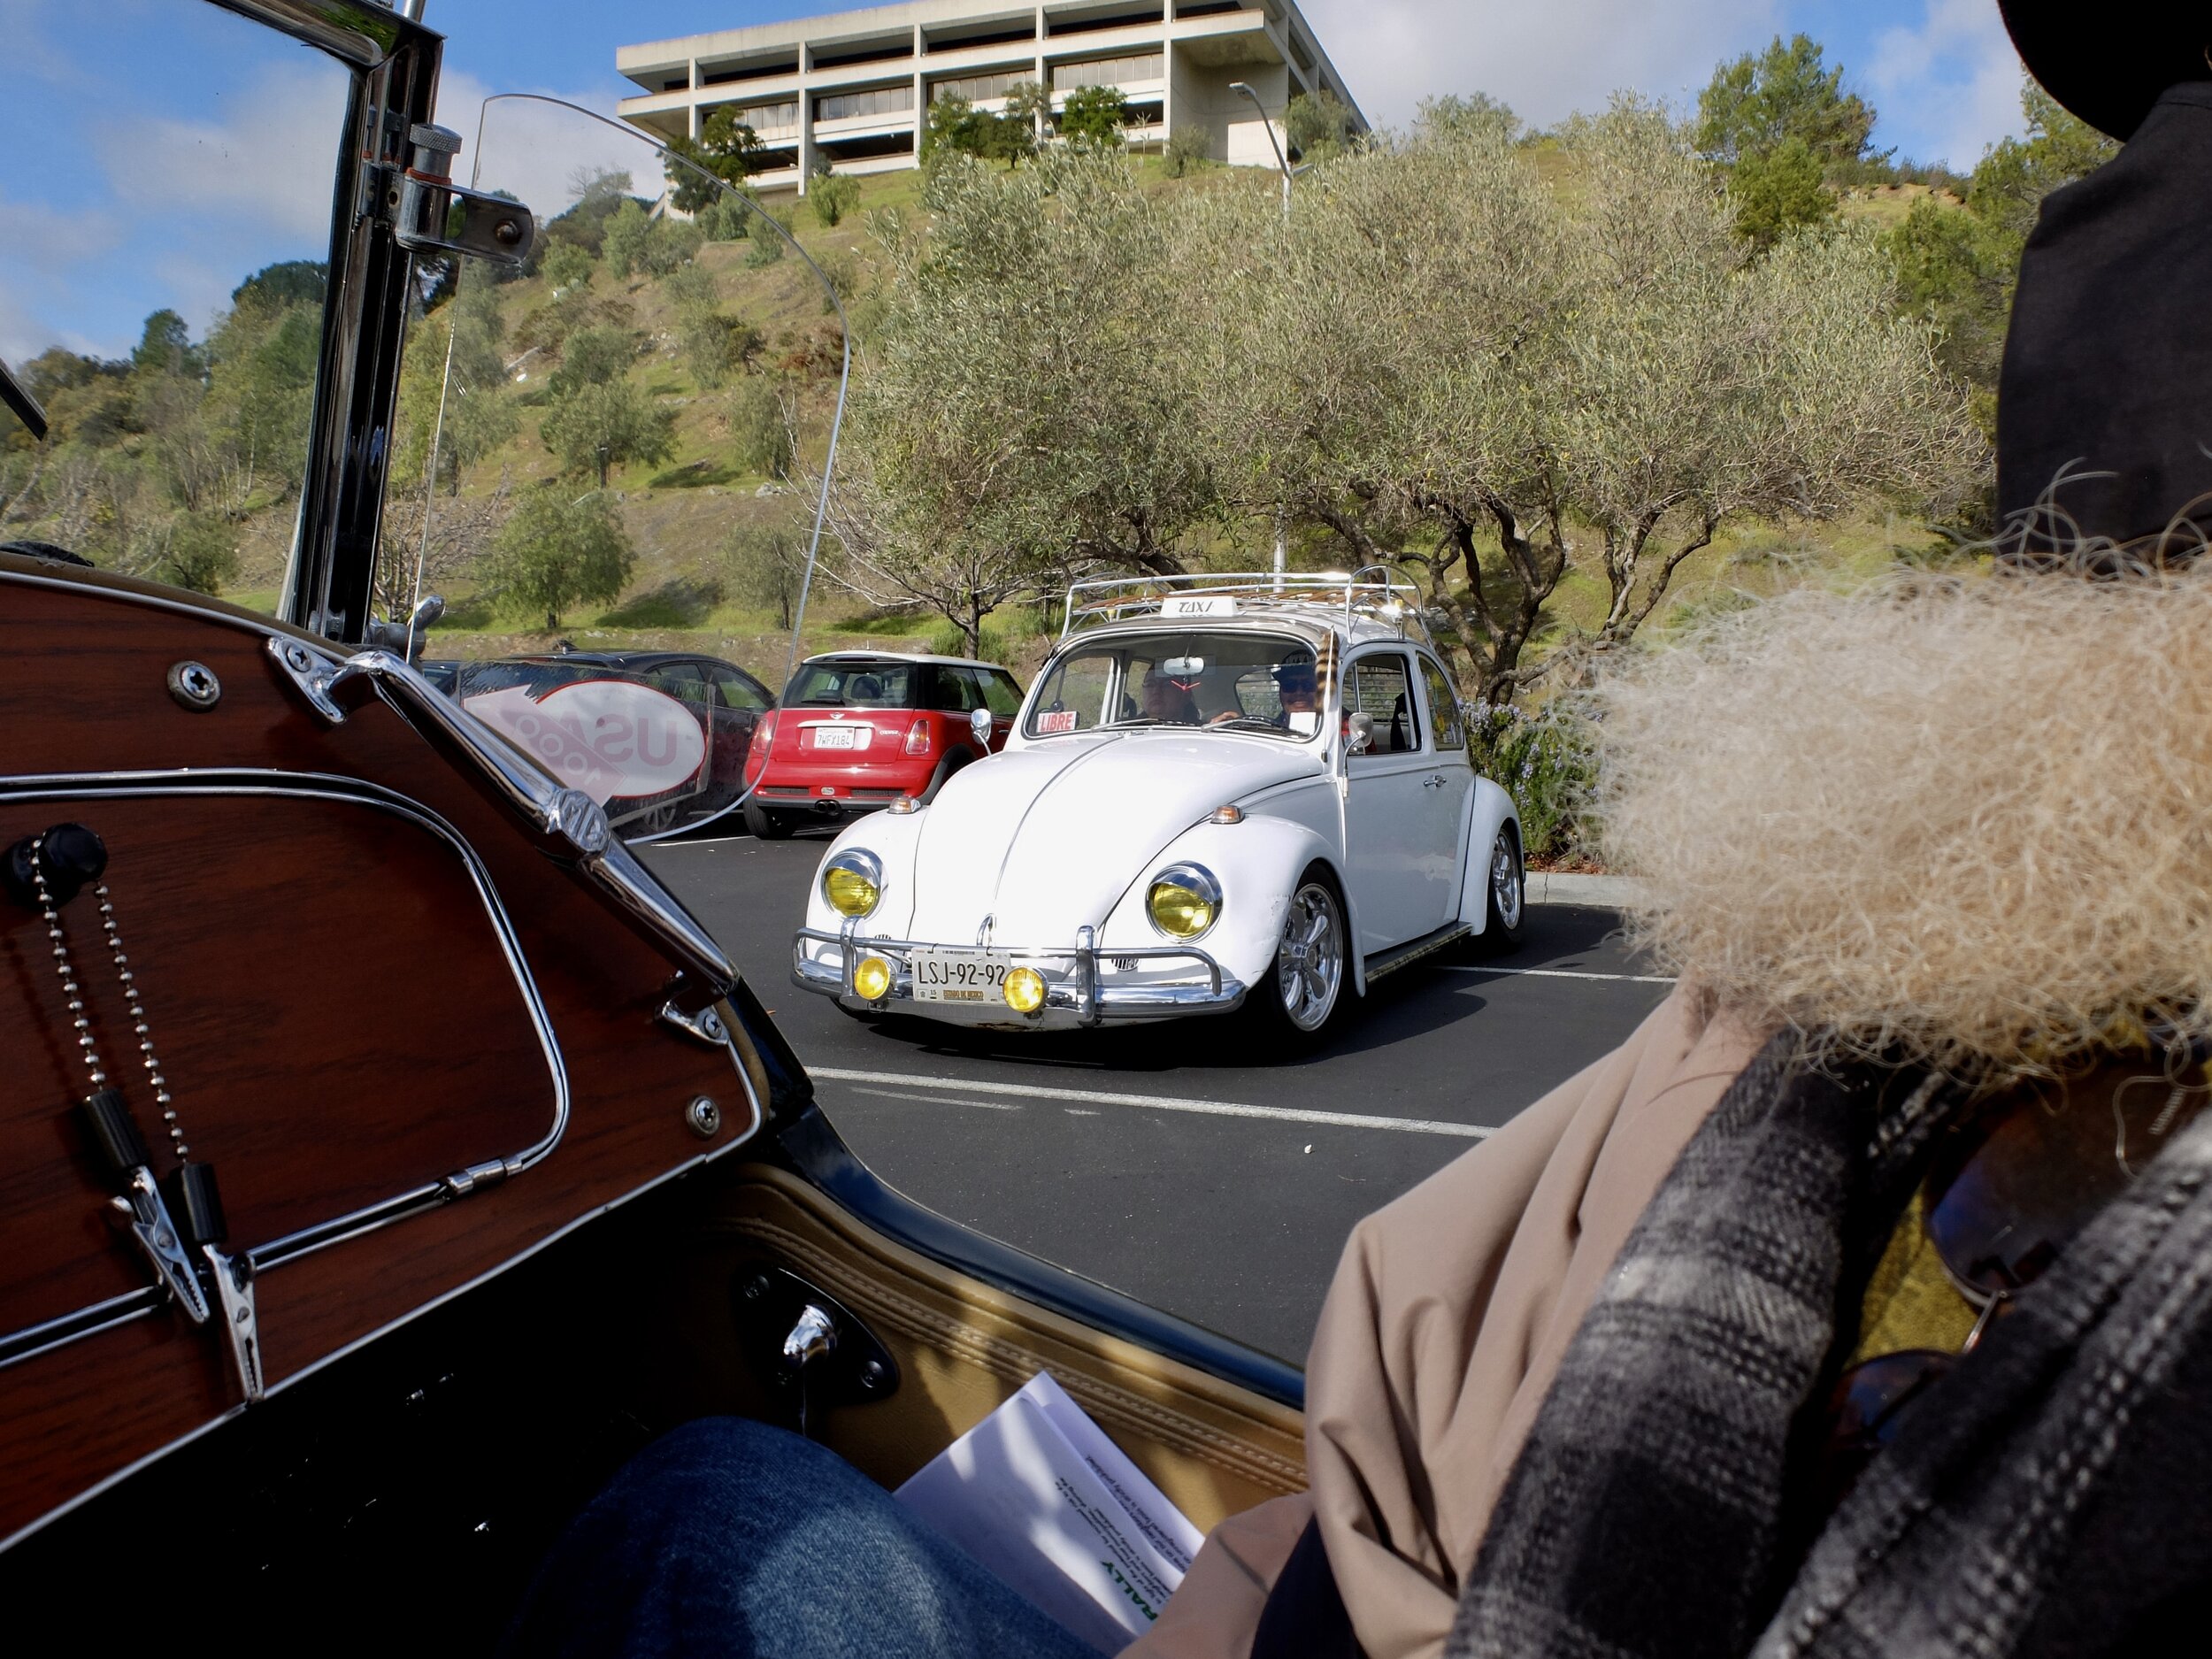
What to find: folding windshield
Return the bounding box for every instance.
[785,661,921,710]
[0,4,349,618]
[1025,632,1322,740]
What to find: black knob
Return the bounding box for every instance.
[3,822,108,910]
[79,1087,150,1178]
[165,1161,227,1245]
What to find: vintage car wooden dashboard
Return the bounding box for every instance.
[0,550,783,1547]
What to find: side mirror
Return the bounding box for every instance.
[1347,711,1375,755]
[409,593,446,633]
[969,706,995,749]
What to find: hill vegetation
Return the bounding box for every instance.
[0,34,2118,717]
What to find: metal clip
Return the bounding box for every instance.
[658,1000,729,1048]
[110,1169,211,1325]
[204,1246,264,1402]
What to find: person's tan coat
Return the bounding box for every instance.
[1131,986,1767,1659]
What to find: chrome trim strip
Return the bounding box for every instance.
[0,1286,165,1372]
[0,767,569,1357]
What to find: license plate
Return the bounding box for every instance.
[812,726,864,750]
[909,948,1012,1003]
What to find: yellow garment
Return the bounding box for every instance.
[1849,1187,1979,1365]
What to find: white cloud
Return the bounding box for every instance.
[96,58,351,243]
[0,196,122,274]
[1298,0,1779,132]
[1867,0,2028,167]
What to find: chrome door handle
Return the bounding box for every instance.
[1422,775,1445,788]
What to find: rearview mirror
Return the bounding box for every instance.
[969,707,995,748]
[1347,711,1375,755]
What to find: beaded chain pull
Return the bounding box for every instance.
[32,833,190,1159]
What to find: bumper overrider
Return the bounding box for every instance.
[792,919,1248,1025]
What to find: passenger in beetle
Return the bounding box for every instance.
[1270,658,1318,733]
[507,9,2212,1657]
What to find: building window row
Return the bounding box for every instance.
[814,85,917,122]
[930,69,1035,104]
[727,100,800,131]
[1049,51,1164,92]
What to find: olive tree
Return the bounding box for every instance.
[819,150,1213,652]
[486,488,635,629]
[1187,99,1979,697]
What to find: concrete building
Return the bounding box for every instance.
[615,0,1363,196]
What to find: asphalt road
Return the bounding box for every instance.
[640,830,1674,1364]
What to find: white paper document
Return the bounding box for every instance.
[895,1371,1207,1653]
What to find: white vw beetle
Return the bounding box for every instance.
[791,572,1525,1036]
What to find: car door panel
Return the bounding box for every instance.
[1343,654,1458,949]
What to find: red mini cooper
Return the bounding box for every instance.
[742,651,1024,838]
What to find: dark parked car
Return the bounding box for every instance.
[454,649,774,839]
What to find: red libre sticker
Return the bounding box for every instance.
[1038,710,1079,733]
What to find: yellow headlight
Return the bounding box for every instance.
[1147,865,1221,939]
[1002,966,1046,1014]
[822,851,882,917]
[852,956,893,1002]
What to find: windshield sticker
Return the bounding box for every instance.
[1163,595,1235,618]
[1039,709,1080,733]
[1287,710,1319,736]
[465,680,707,803]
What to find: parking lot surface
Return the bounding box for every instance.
[641,831,1673,1363]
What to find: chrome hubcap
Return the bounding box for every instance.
[1491,832,1523,930]
[1277,883,1343,1032]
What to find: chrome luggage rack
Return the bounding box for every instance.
[1059,566,1432,647]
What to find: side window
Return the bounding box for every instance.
[979,670,1024,718]
[710,667,769,711]
[1421,659,1466,751]
[653,663,710,708]
[928,665,981,712]
[1347,656,1418,756]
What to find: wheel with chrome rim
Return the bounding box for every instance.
[1250,873,1346,1041]
[1481,824,1525,951]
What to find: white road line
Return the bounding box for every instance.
[1446,965,1677,986]
[812,1066,1494,1140]
[849,1085,1021,1111]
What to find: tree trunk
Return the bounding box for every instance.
[546,609,559,630]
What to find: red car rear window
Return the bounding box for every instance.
[785,662,922,710]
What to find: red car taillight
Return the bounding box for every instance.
[905,718,931,756]
[746,713,778,776]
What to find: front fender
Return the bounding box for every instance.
[1099,815,1346,992]
[802,810,926,941]
[1457,776,1521,933]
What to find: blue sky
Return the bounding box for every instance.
[1,0,2030,365]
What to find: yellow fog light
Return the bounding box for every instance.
[1002,967,1047,1015]
[852,956,893,1002]
[822,849,882,917]
[1146,864,1222,940]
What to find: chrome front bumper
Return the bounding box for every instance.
[792,921,1247,1025]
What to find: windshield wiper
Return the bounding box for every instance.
[1205,718,1290,733]
[1094,716,1165,729]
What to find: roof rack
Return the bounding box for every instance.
[1059,567,1432,647]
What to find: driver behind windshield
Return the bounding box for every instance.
[1139,665,1203,724]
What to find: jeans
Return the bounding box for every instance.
[503,1417,1101,1659]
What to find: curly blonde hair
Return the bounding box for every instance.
[1594,564,2212,1077]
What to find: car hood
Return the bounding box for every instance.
[902,731,1320,944]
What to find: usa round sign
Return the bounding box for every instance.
[464,680,708,804]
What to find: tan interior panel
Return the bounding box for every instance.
[644,1164,1306,1534]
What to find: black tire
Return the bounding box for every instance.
[918,751,974,804]
[1244,867,1348,1047]
[1477,824,1526,955]
[743,798,795,841]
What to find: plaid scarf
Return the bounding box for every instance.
[1448,1031,2212,1659]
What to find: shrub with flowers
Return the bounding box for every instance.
[1466,699,1598,863]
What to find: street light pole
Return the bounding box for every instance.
[1229,81,1294,580]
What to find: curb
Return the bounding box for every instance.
[1527,872,1645,909]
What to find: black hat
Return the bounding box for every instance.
[1997,83,2212,549]
[1999,2,2211,140]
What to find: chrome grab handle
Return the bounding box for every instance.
[1422,774,1446,789]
